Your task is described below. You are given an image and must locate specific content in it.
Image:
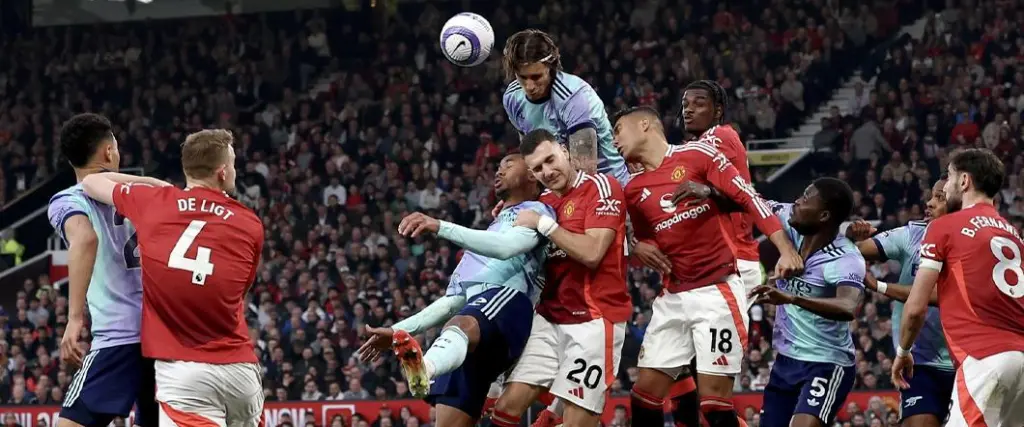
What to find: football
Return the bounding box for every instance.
[440,13,494,67]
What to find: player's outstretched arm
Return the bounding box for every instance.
[398,212,542,259]
[438,221,542,260]
[515,209,616,270]
[81,172,171,205]
[751,283,862,321]
[864,271,939,305]
[392,294,469,336]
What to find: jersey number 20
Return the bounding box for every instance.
[169,220,215,286]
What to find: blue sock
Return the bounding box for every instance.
[424,326,469,379]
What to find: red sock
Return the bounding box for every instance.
[532,409,561,427]
[631,388,665,425]
[492,409,521,427]
[700,397,739,427]
[669,376,697,398]
[537,391,556,406]
[481,397,497,418]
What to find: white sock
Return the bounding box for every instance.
[423,326,469,379]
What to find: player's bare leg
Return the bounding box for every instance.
[789,413,826,427]
[900,414,942,427]
[560,401,601,427]
[56,420,86,427]
[434,405,477,427]
[669,365,702,427]
[492,382,545,427]
[696,373,741,427]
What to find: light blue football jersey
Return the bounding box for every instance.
[502,71,629,185]
[47,184,143,350]
[872,222,954,370]
[770,202,865,367]
[445,201,553,303]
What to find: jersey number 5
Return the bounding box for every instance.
[169,220,215,286]
[990,236,1023,298]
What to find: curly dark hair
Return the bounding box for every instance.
[59,113,114,168]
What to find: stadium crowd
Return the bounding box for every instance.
[1,0,1018,425]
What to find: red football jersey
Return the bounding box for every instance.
[918,203,1024,365]
[692,125,759,262]
[625,143,782,293]
[112,184,263,364]
[538,172,631,324]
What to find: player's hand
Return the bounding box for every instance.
[863,271,879,292]
[61,317,86,367]
[774,250,804,279]
[845,220,876,241]
[627,162,644,174]
[632,241,672,276]
[891,353,914,390]
[398,212,440,238]
[748,284,796,306]
[514,210,541,229]
[357,326,396,363]
[491,200,506,218]
[671,180,712,206]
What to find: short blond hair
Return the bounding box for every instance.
[181,129,233,179]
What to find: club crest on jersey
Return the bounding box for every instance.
[563,200,575,218]
[671,166,686,182]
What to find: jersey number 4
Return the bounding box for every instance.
[169,220,215,286]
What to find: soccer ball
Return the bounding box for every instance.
[440,13,494,67]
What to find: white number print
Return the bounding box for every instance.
[989,236,1023,298]
[169,220,215,286]
[809,377,828,398]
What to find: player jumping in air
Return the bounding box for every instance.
[82,130,266,427]
[354,153,551,427]
[745,179,864,427]
[499,31,631,425]
[628,80,766,427]
[47,113,161,427]
[611,106,802,427]
[501,29,628,185]
[894,148,1024,426]
[845,177,954,427]
[490,129,631,427]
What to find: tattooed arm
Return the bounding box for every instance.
[568,127,599,174]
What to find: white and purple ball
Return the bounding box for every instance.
[440,13,494,67]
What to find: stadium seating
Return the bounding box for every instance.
[2,0,1011,425]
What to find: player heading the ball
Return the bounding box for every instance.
[82,129,266,427]
[502,29,629,185]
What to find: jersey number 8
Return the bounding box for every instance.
[169,220,215,286]
[990,236,1023,298]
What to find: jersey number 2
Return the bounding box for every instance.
[114,213,141,270]
[990,236,1023,298]
[170,220,215,286]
